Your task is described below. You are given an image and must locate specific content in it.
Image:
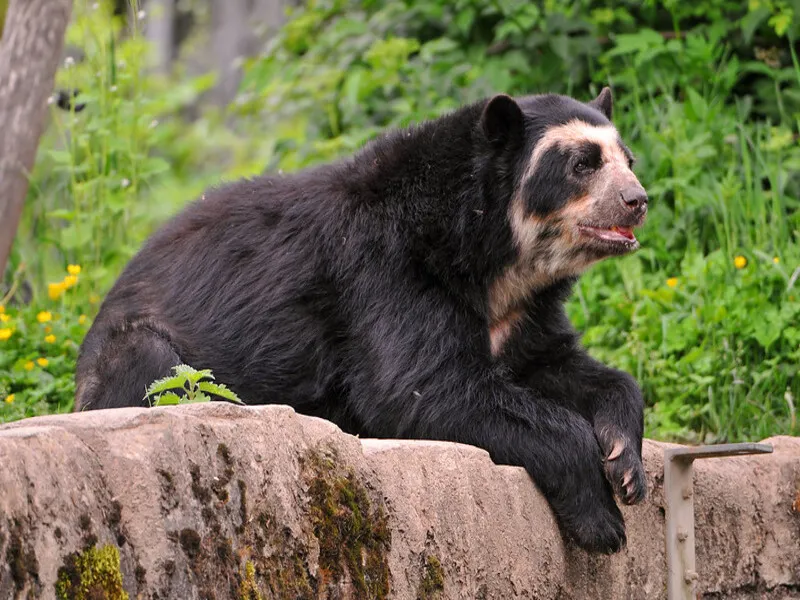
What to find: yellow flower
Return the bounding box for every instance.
[37,311,52,323]
[773,257,780,264]
[44,334,56,344]
[44,326,53,334]
[0,305,4,313]
[67,264,81,275]
[24,361,34,371]
[78,315,88,325]
[48,281,66,300]
[0,328,12,341]
[734,255,747,269]
[4,394,14,404]
[36,357,49,368]
[0,314,9,323]
[63,274,79,289]
[666,277,678,288]
[89,294,100,305]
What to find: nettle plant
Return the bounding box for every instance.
[144,364,244,407]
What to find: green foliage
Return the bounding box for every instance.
[0,265,90,423]
[570,249,800,443]
[145,364,244,407]
[2,0,799,442]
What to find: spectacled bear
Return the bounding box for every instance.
[75,87,649,554]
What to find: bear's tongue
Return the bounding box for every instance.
[584,225,637,244]
[610,226,635,240]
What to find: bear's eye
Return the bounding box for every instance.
[572,142,601,175]
[573,159,594,175]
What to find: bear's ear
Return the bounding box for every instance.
[588,86,613,120]
[480,94,524,146]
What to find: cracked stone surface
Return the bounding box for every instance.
[0,403,798,599]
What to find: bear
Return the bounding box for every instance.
[75,86,648,554]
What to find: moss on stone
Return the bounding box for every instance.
[417,555,444,599]
[179,528,202,561]
[262,553,314,599]
[108,500,126,546]
[55,544,127,600]
[6,520,39,592]
[212,443,235,502]
[190,464,212,505]
[306,450,391,599]
[134,564,147,587]
[236,479,248,534]
[239,561,263,600]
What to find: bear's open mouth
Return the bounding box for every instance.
[578,224,639,248]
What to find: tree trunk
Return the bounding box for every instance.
[251,0,290,35]
[211,0,248,106]
[0,0,73,279]
[145,0,175,74]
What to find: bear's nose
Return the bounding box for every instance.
[620,187,648,210]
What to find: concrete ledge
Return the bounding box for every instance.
[0,404,798,599]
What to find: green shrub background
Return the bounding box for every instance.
[1,0,798,443]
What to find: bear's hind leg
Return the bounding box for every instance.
[75,324,182,411]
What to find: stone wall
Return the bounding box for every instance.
[0,403,798,599]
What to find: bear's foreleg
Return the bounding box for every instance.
[517,349,647,507]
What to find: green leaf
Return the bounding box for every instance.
[197,382,244,404]
[455,9,475,36]
[46,209,75,221]
[173,364,214,383]
[144,375,185,398]
[768,11,793,37]
[188,368,214,384]
[152,392,182,406]
[419,38,459,62]
[187,392,211,404]
[685,88,708,121]
[140,157,171,177]
[47,150,74,165]
[606,29,664,57]
[751,308,783,350]
[59,224,94,250]
[741,6,770,43]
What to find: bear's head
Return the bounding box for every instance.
[479,87,648,332]
[480,87,647,275]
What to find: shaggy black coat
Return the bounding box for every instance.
[76,91,646,554]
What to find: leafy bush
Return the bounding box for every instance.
[2,0,799,443]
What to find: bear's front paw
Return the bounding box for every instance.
[601,435,647,505]
[557,471,627,554]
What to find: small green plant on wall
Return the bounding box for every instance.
[144,364,244,407]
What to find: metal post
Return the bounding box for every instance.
[664,442,773,600]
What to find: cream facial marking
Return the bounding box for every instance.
[524,120,630,181]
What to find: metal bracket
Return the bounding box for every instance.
[664,442,773,600]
